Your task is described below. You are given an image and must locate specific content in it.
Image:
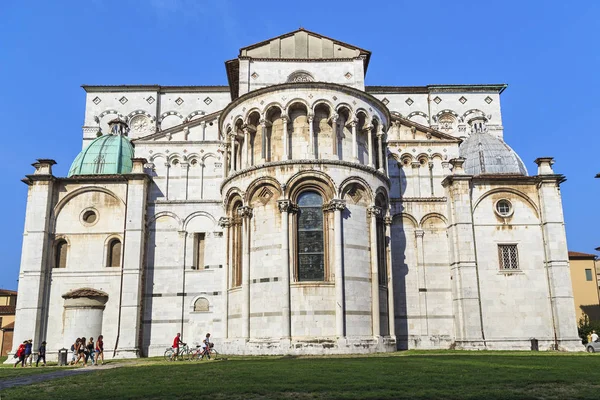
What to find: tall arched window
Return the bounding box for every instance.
[107,239,122,268]
[55,240,68,268]
[297,191,325,281]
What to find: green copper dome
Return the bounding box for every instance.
[68,133,134,177]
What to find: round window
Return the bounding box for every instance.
[495,199,513,217]
[82,210,97,225]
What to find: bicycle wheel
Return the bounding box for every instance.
[182,350,191,361]
[209,348,218,360]
[164,349,174,362]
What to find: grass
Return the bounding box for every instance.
[2,351,600,399]
[0,355,77,381]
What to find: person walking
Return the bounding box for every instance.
[74,337,87,366]
[95,335,105,365]
[24,339,33,367]
[70,338,79,365]
[36,341,47,367]
[86,337,95,365]
[171,333,185,360]
[13,341,26,368]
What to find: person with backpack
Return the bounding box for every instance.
[36,341,47,367]
[13,341,26,368]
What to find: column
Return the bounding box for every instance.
[229,133,237,173]
[326,199,346,338]
[384,216,395,337]
[368,206,381,337]
[242,126,249,168]
[377,125,385,172]
[308,113,315,159]
[367,125,374,168]
[331,113,338,158]
[238,206,253,339]
[415,229,428,336]
[201,121,206,141]
[350,119,358,160]
[223,143,229,177]
[260,119,267,162]
[218,217,231,338]
[277,200,292,338]
[282,115,289,160]
[411,161,421,197]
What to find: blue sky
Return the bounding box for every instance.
[0,0,598,290]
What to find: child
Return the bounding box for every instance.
[36,341,47,367]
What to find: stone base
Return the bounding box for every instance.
[453,337,584,352]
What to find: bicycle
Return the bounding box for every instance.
[190,343,219,361]
[164,344,192,361]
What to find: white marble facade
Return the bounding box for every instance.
[12,29,581,360]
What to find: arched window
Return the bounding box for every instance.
[55,240,68,268]
[194,297,209,312]
[297,191,325,281]
[107,239,121,268]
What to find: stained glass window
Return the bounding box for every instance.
[297,191,325,281]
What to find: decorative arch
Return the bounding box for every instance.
[311,99,335,115]
[406,111,428,120]
[355,108,371,121]
[191,296,210,312]
[224,187,244,211]
[264,102,284,118]
[338,176,374,200]
[98,109,124,120]
[433,109,459,121]
[285,98,310,113]
[146,211,183,230]
[286,170,336,202]
[392,212,418,227]
[184,110,206,122]
[158,111,184,123]
[53,187,124,220]
[167,153,183,163]
[335,102,354,115]
[126,110,156,122]
[420,213,448,228]
[244,176,283,204]
[431,153,444,161]
[149,153,167,162]
[287,70,315,83]
[472,187,540,217]
[183,211,217,231]
[243,108,262,124]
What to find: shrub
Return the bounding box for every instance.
[577,315,600,344]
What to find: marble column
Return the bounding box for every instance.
[277,200,293,339]
[367,125,374,168]
[415,229,428,336]
[282,115,289,160]
[242,127,249,168]
[331,113,338,158]
[238,206,253,339]
[230,134,237,173]
[384,215,395,337]
[350,119,358,160]
[260,119,267,162]
[325,199,346,337]
[377,127,385,173]
[219,217,231,338]
[222,143,229,177]
[368,206,382,337]
[308,113,315,159]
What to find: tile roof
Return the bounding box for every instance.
[568,251,597,259]
[0,305,16,315]
[0,289,17,295]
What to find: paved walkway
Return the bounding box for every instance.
[0,363,121,390]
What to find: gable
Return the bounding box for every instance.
[133,110,222,142]
[240,28,370,62]
[388,115,462,143]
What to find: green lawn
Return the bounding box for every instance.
[0,355,76,381]
[2,351,600,399]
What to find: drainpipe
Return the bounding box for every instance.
[113,180,129,357]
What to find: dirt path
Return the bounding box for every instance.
[0,363,121,390]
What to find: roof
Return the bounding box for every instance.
[366,84,508,94]
[0,289,17,296]
[0,305,16,315]
[62,288,109,299]
[459,132,528,176]
[82,85,230,93]
[569,251,597,259]
[68,134,134,177]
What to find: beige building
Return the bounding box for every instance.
[568,252,600,322]
[0,289,17,356]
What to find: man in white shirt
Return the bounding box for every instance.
[591,330,598,343]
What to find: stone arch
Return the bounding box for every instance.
[149,153,166,162]
[355,108,371,122]
[263,102,284,118]
[287,70,315,83]
[335,103,354,116]
[184,110,206,122]
[374,187,389,208]
[158,111,184,130]
[244,176,283,205]
[191,296,210,312]
[285,98,310,112]
[244,108,262,124]
[146,211,183,230]
[167,153,183,164]
[472,187,539,217]
[431,153,444,161]
[420,213,447,228]
[399,153,414,167]
[126,110,156,122]
[312,99,335,115]
[53,187,124,220]
[183,211,217,231]
[224,187,244,210]
[434,109,459,121]
[406,111,428,124]
[338,176,374,201]
[392,212,418,227]
[286,170,336,203]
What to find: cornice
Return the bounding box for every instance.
[366,84,507,94]
[82,85,230,93]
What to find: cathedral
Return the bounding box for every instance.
[12,29,581,359]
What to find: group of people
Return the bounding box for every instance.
[171,332,213,359]
[13,339,46,368]
[70,335,104,367]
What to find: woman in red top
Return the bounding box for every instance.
[95,335,104,365]
[13,341,26,368]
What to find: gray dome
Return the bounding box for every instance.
[459,133,528,176]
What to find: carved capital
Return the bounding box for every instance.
[349,119,358,128]
[384,216,393,225]
[237,206,253,219]
[218,217,231,228]
[415,229,425,239]
[277,200,293,213]
[367,206,382,218]
[323,199,346,212]
[411,161,421,169]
